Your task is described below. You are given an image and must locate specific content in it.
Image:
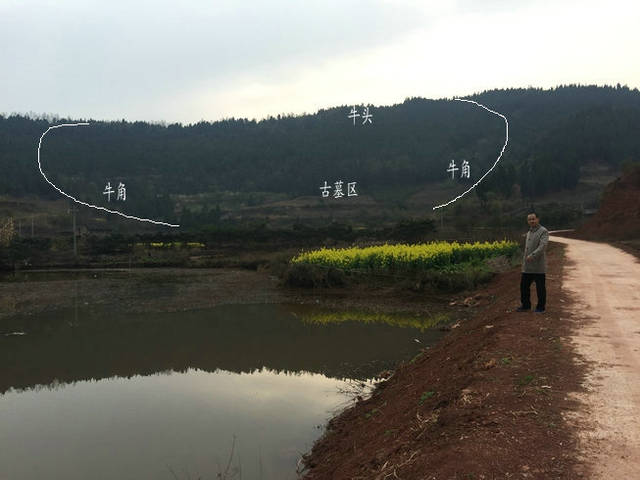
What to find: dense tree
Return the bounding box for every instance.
[1,85,639,215]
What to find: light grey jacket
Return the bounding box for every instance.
[522,224,549,273]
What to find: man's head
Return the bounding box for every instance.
[527,212,539,228]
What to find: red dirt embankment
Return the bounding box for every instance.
[576,164,640,240]
[301,243,585,479]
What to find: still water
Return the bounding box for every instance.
[1,299,445,479]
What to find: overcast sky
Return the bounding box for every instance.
[2,0,639,124]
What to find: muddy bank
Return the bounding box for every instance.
[301,243,587,479]
[0,267,461,321]
[0,268,284,320]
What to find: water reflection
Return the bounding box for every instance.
[293,307,449,331]
[0,367,366,480]
[1,304,445,393]
[1,302,447,479]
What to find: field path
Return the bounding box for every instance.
[551,235,640,478]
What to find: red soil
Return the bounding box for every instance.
[300,243,586,479]
[576,165,640,240]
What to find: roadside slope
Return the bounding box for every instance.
[574,164,640,241]
[552,235,640,478]
[301,243,585,479]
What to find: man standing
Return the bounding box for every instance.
[517,212,549,313]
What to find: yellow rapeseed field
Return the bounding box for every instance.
[291,240,517,272]
[138,241,205,249]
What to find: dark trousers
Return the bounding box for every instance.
[520,273,546,310]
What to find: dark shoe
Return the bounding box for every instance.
[534,308,545,313]
[516,306,531,312]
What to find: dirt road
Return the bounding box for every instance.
[551,235,640,478]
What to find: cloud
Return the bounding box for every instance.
[1,0,638,123]
[0,0,428,121]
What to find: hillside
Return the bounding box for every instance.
[1,85,639,230]
[575,163,640,240]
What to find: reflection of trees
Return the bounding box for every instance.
[1,305,444,393]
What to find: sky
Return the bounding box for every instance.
[1,0,639,124]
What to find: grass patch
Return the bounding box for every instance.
[409,351,425,364]
[416,261,495,292]
[282,263,347,288]
[419,391,436,405]
[518,374,535,386]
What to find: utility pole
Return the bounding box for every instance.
[73,209,77,257]
[31,216,34,238]
[68,203,78,257]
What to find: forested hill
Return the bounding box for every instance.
[1,85,639,214]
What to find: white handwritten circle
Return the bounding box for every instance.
[432,98,509,210]
[37,123,180,227]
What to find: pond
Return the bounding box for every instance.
[1,275,447,479]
